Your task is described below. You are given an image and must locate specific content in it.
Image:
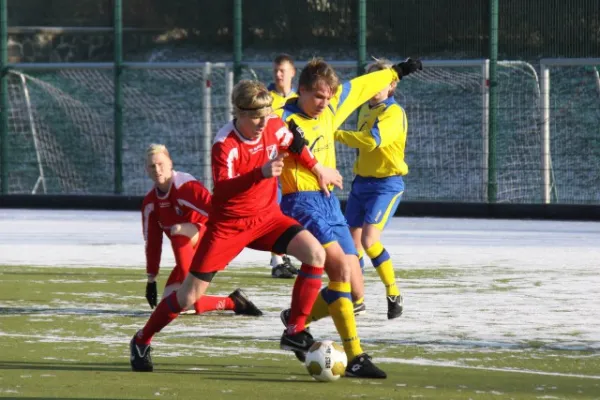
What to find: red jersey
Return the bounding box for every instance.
[210,115,317,220]
[141,171,212,276]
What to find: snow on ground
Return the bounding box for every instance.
[1,209,599,350]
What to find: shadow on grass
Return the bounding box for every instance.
[0,270,132,277]
[0,307,148,317]
[0,307,276,319]
[0,360,298,379]
[3,398,141,400]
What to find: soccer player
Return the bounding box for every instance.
[269,53,298,110]
[334,59,407,320]
[276,57,422,378]
[142,143,262,316]
[268,53,299,278]
[130,80,342,373]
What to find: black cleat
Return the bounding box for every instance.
[280,307,312,336]
[387,295,404,320]
[279,308,310,332]
[353,302,367,316]
[345,353,387,379]
[271,263,295,279]
[279,308,291,327]
[279,309,310,362]
[282,256,299,275]
[229,289,263,316]
[130,334,153,372]
[280,329,314,363]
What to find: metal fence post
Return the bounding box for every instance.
[357,0,366,75]
[233,0,242,83]
[0,0,8,194]
[487,0,499,203]
[113,0,123,194]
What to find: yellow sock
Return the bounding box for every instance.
[357,248,365,271]
[324,281,363,360]
[366,242,400,297]
[307,289,330,324]
[353,296,364,306]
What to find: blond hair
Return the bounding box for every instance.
[366,57,394,74]
[146,143,171,159]
[232,80,273,118]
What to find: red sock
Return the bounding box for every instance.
[287,264,324,334]
[193,295,235,314]
[136,291,182,345]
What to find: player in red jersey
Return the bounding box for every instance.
[141,143,263,316]
[130,80,342,372]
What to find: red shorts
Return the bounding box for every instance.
[190,210,301,274]
[165,224,207,286]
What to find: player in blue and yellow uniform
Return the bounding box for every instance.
[334,59,407,320]
[276,57,422,378]
[268,54,300,278]
[269,53,298,110]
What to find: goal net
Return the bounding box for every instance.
[542,62,600,204]
[7,64,231,195]
[245,60,544,203]
[8,59,596,203]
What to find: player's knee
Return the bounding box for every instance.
[189,232,200,247]
[308,245,326,266]
[162,283,181,300]
[171,223,199,239]
[176,288,196,309]
[324,246,351,280]
[177,272,213,309]
[361,233,378,250]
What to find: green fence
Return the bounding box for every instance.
[1,0,599,205]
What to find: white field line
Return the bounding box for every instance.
[382,357,600,380]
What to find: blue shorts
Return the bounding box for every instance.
[280,191,357,256]
[345,175,404,229]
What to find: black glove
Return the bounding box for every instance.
[392,58,423,79]
[145,281,157,309]
[287,119,309,155]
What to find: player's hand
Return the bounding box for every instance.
[145,281,157,309]
[312,163,343,197]
[287,120,309,154]
[392,58,423,79]
[261,152,288,178]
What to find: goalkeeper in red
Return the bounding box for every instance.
[276,57,422,378]
[334,59,408,320]
[142,143,262,316]
[130,80,340,372]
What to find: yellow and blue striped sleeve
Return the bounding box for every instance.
[331,68,399,130]
[335,104,407,151]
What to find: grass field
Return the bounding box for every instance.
[1,264,599,400]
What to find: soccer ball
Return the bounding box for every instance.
[304,340,347,382]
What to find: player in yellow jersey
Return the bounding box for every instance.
[276,57,422,378]
[334,59,407,320]
[268,54,301,278]
[269,53,298,110]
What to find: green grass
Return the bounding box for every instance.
[0,265,599,400]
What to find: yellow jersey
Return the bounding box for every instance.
[268,83,298,110]
[274,68,399,195]
[335,97,408,178]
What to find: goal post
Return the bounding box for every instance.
[4,58,596,204]
[7,70,47,194]
[4,61,232,195]
[241,59,546,203]
[540,58,600,205]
